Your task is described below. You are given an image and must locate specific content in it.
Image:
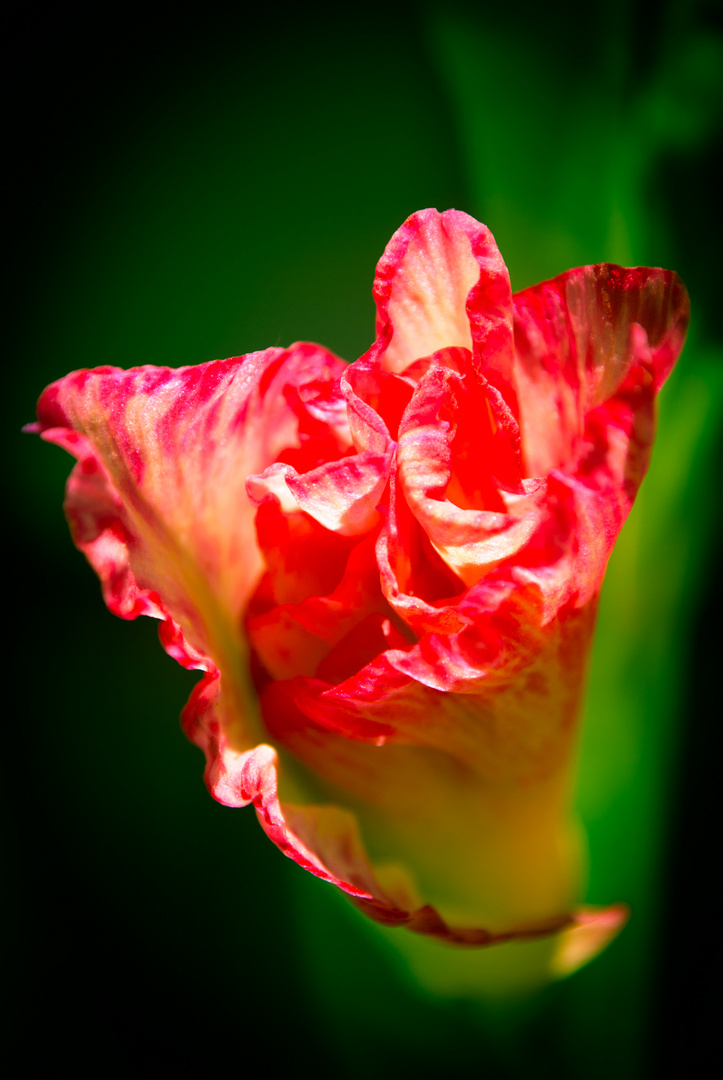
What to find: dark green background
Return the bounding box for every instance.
[6,2,721,1076]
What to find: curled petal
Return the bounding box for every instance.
[249,450,395,539]
[246,462,299,514]
[284,450,394,536]
[181,670,257,807]
[341,355,413,448]
[397,413,544,586]
[376,469,469,636]
[229,743,377,898]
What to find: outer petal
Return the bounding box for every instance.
[240,740,620,952]
[260,680,610,943]
[512,264,690,475]
[33,344,348,803]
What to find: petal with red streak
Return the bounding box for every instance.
[341,354,414,448]
[512,264,690,475]
[290,594,595,784]
[33,344,348,800]
[284,450,394,536]
[396,359,545,587]
[375,469,468,638]
[371,209,514,393]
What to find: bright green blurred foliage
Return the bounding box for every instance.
[8,2,720,1077]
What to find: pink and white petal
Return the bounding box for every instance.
[512,264,690,476]
[410,501,542,589]
[379,349,648,695]
[522,350,662,613]
[284,449,394,536]
[395,352,525,499]
[36,346,347,622]
[372,209,514,381]
[394,338,667,633]
[34,344,348,787]
[291,595,595,785]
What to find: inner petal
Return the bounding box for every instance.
[396,362,540,587]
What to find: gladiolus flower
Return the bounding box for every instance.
[31,210,688,974]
